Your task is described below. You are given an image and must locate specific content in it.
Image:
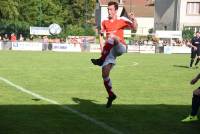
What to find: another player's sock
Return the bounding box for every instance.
[191,94,200,116]
[190,59,194,67]
[103,77,114,97]
[195,58,200,66]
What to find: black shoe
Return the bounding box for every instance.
[91,59,104,66]
[106,94,117,108]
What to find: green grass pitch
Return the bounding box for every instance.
[0,51,199,134]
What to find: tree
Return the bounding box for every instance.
[0,0,19,19]
[0,0,96,36]
[182,29,194,40]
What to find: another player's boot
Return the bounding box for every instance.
[106,94,116,108]
[91,58,104,66]
[181,115,198,122]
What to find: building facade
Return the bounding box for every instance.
[95,0,154,35]
[154,0,200,32]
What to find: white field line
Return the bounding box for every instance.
[0,77,123,134]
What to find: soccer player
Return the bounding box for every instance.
[182,73,200,122]
[91,1,138,108]
[189,31,200,68]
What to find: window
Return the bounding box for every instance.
[186,2,200,15]
[184,26,200,32]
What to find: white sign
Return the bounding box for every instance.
[164,46,190,54]
[139,46,155,53]
[52,43,81,52]
[124,30,131,37]
[12,42,43,51]
[127,45,139,53]
[156,31,182,39]
[127,45,155,53]
[30,27,50,35]
[90,44,101,52]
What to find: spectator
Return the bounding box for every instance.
[10,33,17,42]
[42,36,49,51]
[3,34,9,42]
[19,34,24,41]
[29,35,34,41]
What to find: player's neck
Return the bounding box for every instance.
[109,15,117,22]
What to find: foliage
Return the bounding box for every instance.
[182,29,194,40]
[147,28,154,41]
[0,0,19,19]
[0,0,96,37]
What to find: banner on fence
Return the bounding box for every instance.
[52,43,81,52]
[127,45,155,53]
[12,42,43,51]
[90,44,101,52]
[164,46,191,54]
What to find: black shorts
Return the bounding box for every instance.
[191,47,200,58]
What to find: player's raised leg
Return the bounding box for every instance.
[91,37,117,66]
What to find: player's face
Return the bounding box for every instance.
[108,5,117,19]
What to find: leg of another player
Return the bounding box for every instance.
[195,56,200,68]
[191,88,200,116]
[190,58,195,68]
[182,88,200,122]
[190,49,196,68]
[102,63,116,108]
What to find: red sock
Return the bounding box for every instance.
[103,77,114,96]
[100,39,115,61]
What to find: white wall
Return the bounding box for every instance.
[136,17,154,35]
[179,0,200,29]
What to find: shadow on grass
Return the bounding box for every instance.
[0,97,199,134]
[173,65,189,69]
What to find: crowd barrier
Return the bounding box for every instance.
[0,41,191,54]
[164,46,190,54]
[52,43,81,52]
[12,42,43,51]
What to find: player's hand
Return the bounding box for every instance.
[191,78,198,85]
[193,46,197,50]
[128,11,136,22]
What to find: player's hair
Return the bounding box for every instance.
[108,1,118,10]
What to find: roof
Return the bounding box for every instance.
[98,0,154,17]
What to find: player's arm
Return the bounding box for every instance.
[188,38,197,50]
[128,12,138,31]
[99,32,104,51]
[120,12,137,31]
[191,73,200,85]
[99,22,106,52]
